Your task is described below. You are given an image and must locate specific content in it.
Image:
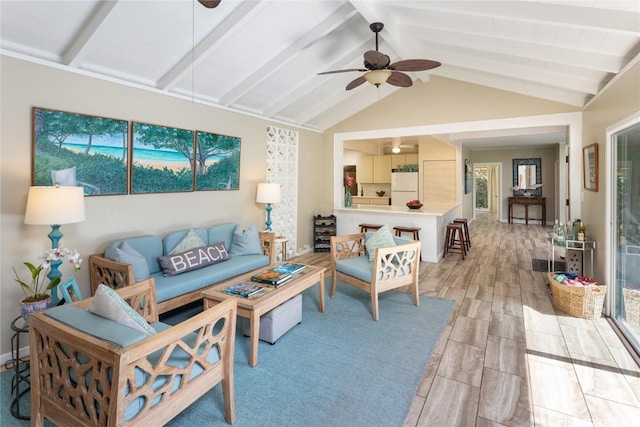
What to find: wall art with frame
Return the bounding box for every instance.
[195,130,241,191]
[583,143,599,192]
[32,107,128,196]
[131,122,195,194]
[464,159,472,194]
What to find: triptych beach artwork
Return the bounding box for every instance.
[33,107,240,195]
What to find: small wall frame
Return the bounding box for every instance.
[583,143,599,191]
[60,277,83,303]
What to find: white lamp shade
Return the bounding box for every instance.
[24,186,86,225]
[256,183,281,204]
[364,69,391,85]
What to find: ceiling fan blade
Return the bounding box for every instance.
[364,50,390,69]
[387,71,412,88]
[390,59,441,72]
[198,0,221,8]
[318,68,368,75]
[346,76,367,90]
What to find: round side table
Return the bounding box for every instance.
[6,316,30,420]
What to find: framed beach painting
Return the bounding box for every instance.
[195,130,241,191]
[32,107,128,196]
[131,122,195,194]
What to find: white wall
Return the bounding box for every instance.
[0,56,324,357]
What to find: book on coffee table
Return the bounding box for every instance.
[251,269,293,286]
[273,262,306,275]
[225,282,265,298]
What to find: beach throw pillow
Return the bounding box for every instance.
[158,242,229,276]
[169,228,206,255]
[89,284,156,336]
[229,224,263,256]
[365,225,397,262]
[110,241,150,281]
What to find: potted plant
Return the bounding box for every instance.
[13,247,82,321]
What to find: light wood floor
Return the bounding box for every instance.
[292,213,640,426]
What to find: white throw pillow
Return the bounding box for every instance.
[89,284,156,336]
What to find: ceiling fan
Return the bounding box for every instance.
[198,0,221,8]
[389,137,416,153]
[318,22,441,90]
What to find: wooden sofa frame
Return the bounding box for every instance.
[330,232,421,320]
[29,278,237,426]
[88,231,276,314]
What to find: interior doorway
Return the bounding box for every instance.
[474,162,501,221]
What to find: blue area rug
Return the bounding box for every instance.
[0,281,454,427]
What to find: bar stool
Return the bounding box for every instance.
[444,223,467,260]
[453,218,471,251]
[393,226,421,261]
[359,223,383,233]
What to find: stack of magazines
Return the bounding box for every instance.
[251,263,306,287]
[225,282,264,298]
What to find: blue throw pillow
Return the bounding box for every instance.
[112,242,150,281]
[229,224,263,256]
[365,225,396,262]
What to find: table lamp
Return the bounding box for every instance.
[24,185,85,303]
[256,183,281,232]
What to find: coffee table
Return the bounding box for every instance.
[202,263,325,367]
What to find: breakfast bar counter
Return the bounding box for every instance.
[333,202,461,262]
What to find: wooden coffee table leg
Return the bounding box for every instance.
[249,313,260,367]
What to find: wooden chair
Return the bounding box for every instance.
[28,278,237,426]
[329,233,421,321]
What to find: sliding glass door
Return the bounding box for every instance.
[611,120,640,353]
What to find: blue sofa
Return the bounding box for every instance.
[89,223,276,313]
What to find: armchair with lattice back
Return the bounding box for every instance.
[28,278,237,426]
[330,231,421,320]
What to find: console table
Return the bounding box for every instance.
[508,196,546,225]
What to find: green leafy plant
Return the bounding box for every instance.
[13,247,82,302]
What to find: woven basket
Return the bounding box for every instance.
[548,273,606,319]
[623,288,640,326]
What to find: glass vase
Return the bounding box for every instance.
[344,192,352,207]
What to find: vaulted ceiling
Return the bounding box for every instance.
[1,1,639,133]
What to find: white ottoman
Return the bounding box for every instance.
[242,294,302,344]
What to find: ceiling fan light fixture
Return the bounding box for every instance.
[391,146,401,153]
[364,69,391,86]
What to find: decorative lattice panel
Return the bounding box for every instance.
[266,126,298,259]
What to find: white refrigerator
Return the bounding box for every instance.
[391,172,419,206]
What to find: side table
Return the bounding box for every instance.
[6,316,30,420]
[275,236,289,261]
[547,236,596,277]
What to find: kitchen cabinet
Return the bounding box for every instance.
[356,156,373,183]
[352,196,390,205]
[356,155,391,183]
[373,155,391,183]
[423,160,456,203]
[391,153,419,169]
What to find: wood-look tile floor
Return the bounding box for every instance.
[292,213,640,426]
